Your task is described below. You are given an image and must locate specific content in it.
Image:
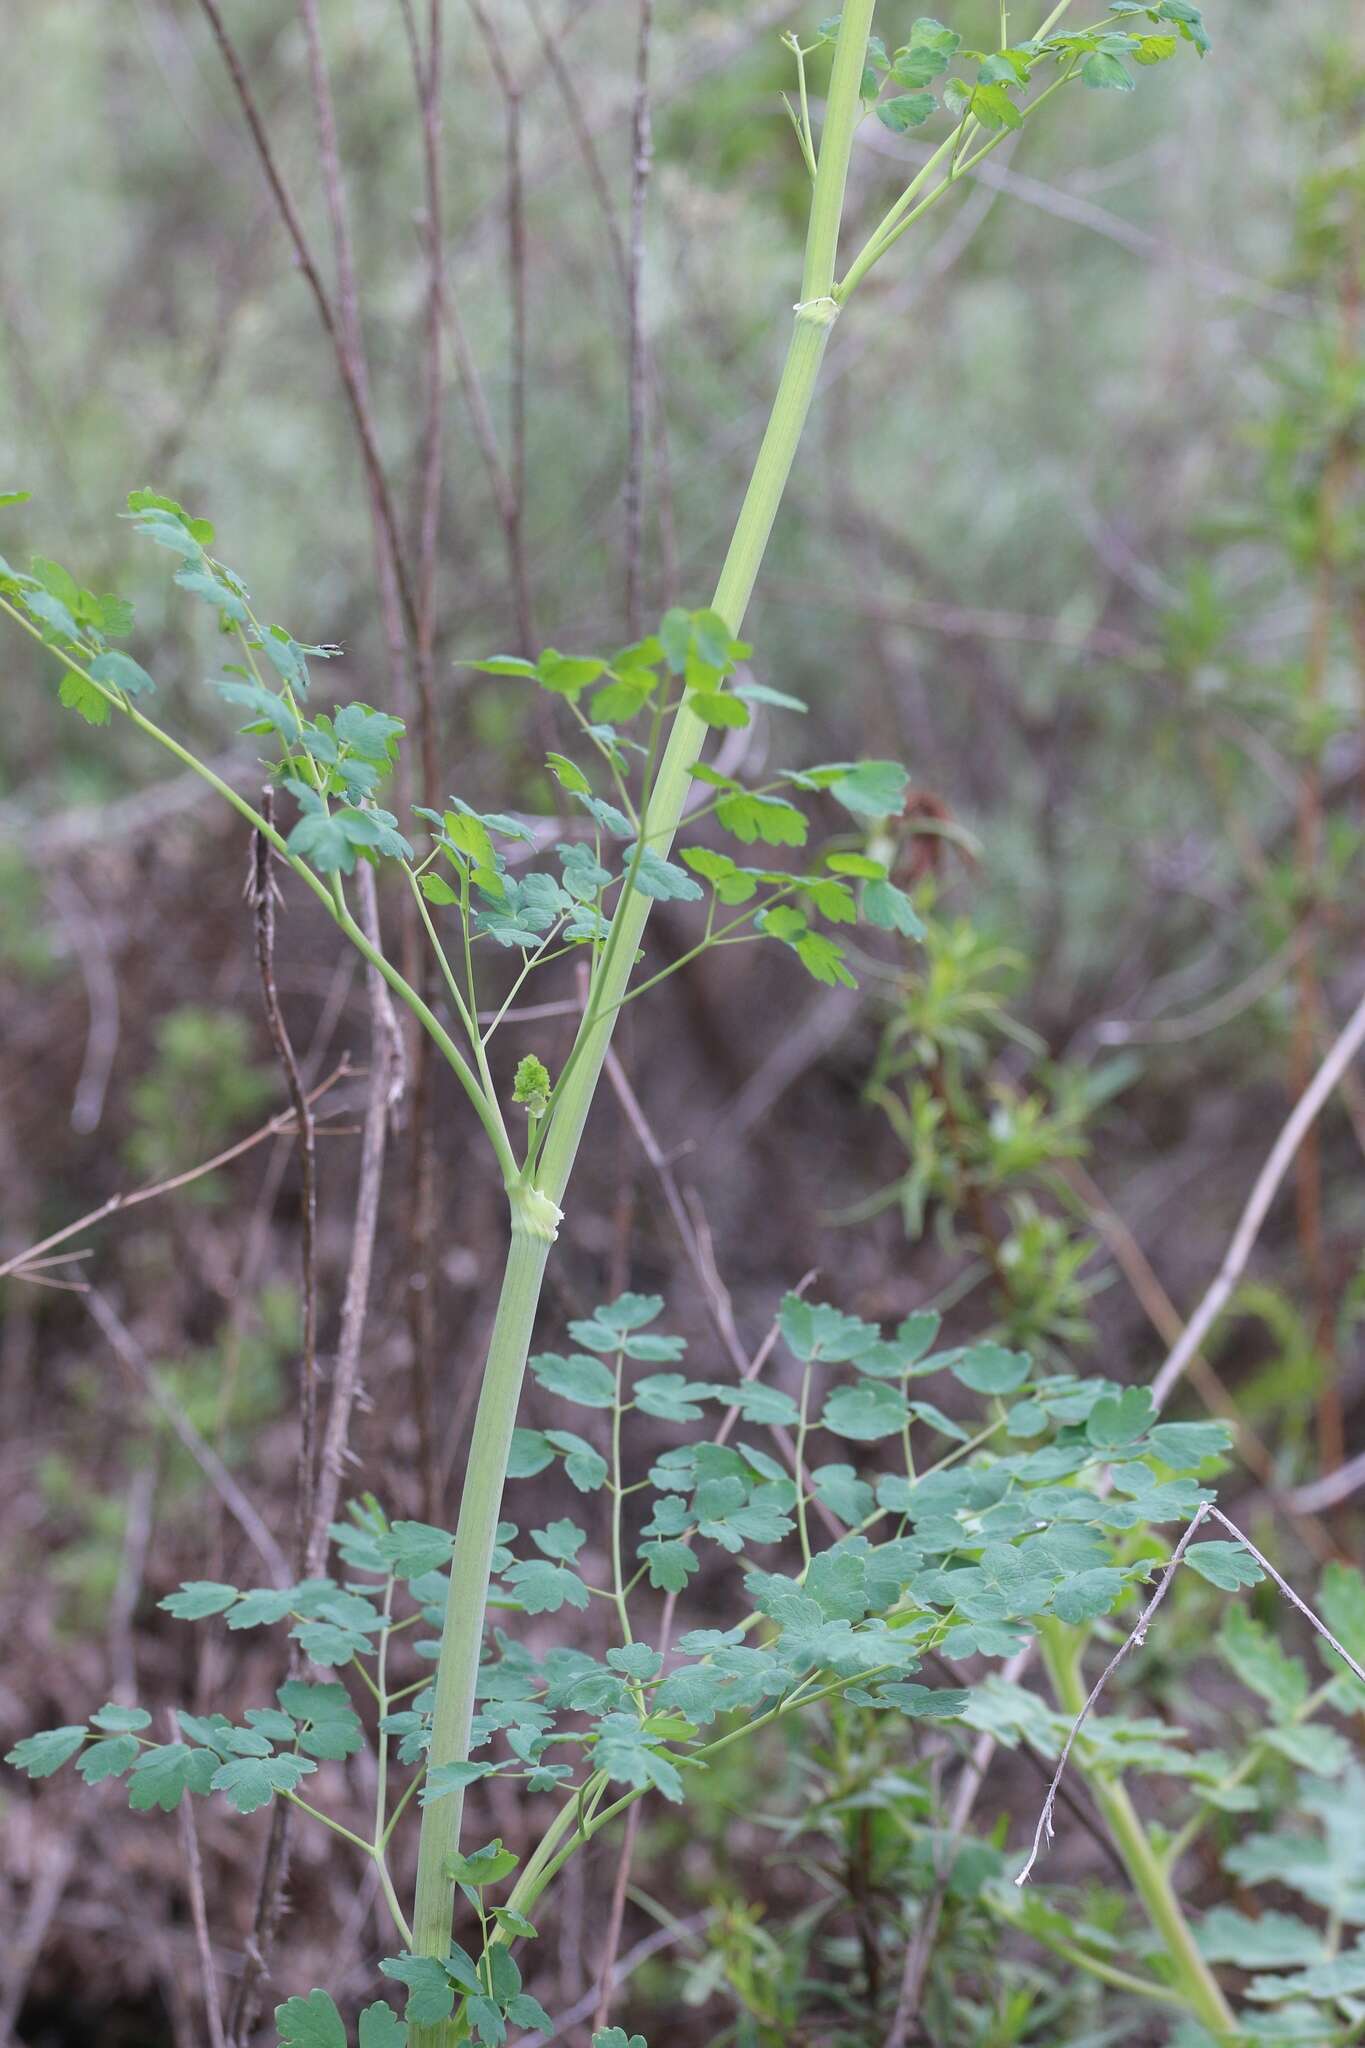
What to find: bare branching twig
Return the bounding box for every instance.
[1017,1499,1365,1887]
[0,1069,351,1286]
[1015,1503,1213,1887]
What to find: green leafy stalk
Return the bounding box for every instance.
[404,5,877,2033]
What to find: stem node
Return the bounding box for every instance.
[510,1184,564,1243]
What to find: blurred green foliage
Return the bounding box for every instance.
[127,1005,276,1187]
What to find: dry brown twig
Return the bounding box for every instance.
[518,1911,712,2048]
[253,793,320,1573]
[595,1038,828,2027]
[48,872,120,1136]
[586,1264,807,2038]
[0,1062,353,1287]
[1150,979,1365,1410]
[467,0,533,656]
[1014,1502,1214,1887]
[623,0,656,640]
[308,871,403,1570]
[519,0,677,613]
[173,24,425,1932]
[172,1708,227,2048]
[1286,1448,1365,1514]
[413,0,450,796]
[1052,1152,1339,1566]
[283,0,439,1521]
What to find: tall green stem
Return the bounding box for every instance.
[405,6,876,2036]
[1039,1623,1238,2042]
[409,1209,554,1995]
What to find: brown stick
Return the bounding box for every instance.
[173,1710,227,2048]
[414,0,449,800]
[586,1249,811,2036]
[1054,1152,1339,1566]
[1150,979,1365,1410]
[1206,1505,1365,1684]
[288,0,439,1526]
[591,1802,643,2036]
[623,0,655,639]
[308,864,401,1569]
[0,1842,78,2046]
[253,793,319,1573]
[1292,272,1356,1471]
[602,1045,841,1538]
[467,0,534,656]
[519,0,677,617]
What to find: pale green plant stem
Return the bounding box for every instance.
[375,1578,396,1850]
[610,1355,634,1648]
[405,865,481,1046]
[403,864,508,1142]
[458,864,479,1024]
[479,922,566,1048]
[408,1215,555,2011]
[404,13,876,2033]
[1038,1621,1238,2041]
[783,35,818,182]
[900,1408,917,1483]
[794,1363,815,1570]
[405,307,847,2015]
[569,699,640,827]
[381,1770,423,1853]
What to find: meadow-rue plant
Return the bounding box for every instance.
[16,8,1362,2048]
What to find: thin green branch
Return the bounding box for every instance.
[988,1899,1188,2009]
[404,863,513,1169]
[374,1576,396,1849]
[795,1362,814,1570]
[841,64,1079,300]
[610,1349,634,1648]
[380,1769,424,1853]
[3,594,517,1184]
